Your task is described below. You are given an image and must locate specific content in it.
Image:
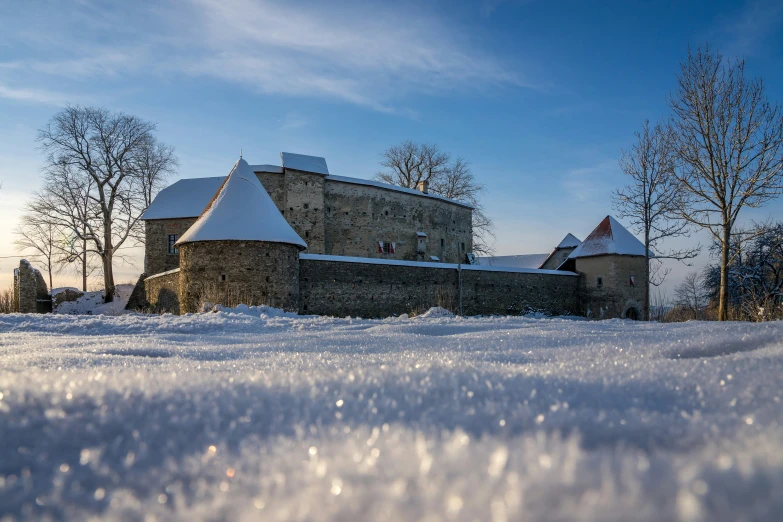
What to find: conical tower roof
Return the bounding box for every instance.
[556,233,581,249]
[567,216,645,259]
[176,158,307,249]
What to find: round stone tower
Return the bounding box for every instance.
[175,158,307,313]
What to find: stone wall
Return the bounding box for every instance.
[145,269,180,314]
[13,260,50,313]
[145,218,197,276]
[144,170,474,270]
[284,169,326,254]
[575,255,647,319]
[178,240,300,314]
[540,246,577,270]
[323,180,473,264]
[299,255,579,318]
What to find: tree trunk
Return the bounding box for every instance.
[718,225,731,321]
[644,256,650,320]
[103,253,115,303]
[82,238,87,292]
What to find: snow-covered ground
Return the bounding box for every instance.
[53,284,133,316]
[0,310,781,521]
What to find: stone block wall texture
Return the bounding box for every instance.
[575,255,647,319]
[539,247,577,270]
[284,170,326,254]
[144,169,474,271]
[299,258,579,318]
[125,273,149,311]
[145,269,180,314]
[460,269,579,316]
[178,240,300,314]
[323,180,473,264]
[14,260,50,314]
[145,218,198,276]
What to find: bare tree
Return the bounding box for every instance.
[375,141,495,255]
[613,120,700,320]
[135,135,179,209]
[14,215,62,289]
[37,106,177,302]
[674,271,708,318]
[668,46,783,320]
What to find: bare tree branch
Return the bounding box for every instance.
[668,45,783,320]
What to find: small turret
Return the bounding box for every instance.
[177,158,306,313]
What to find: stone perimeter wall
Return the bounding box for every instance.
[299,257,580,318]
[145,269,180,314]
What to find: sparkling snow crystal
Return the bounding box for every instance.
[1,313,782,521]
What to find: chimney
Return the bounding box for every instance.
[417,180,429,194]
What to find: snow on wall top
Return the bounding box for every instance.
[281,152,330,175]
[249,164,283,173]
[141,177,226,220]
[568,216,646,258]
[300,253,577,276]
[176,158,307,249]
[475,253,550,269]
[557,233,582,249]
[325,175,473,209]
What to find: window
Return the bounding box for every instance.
[168,235,179,254]
[303,203,309,209]
[441,238,445,248]
[378,241,395,254]
[596,276,603,288]
[461,242,465,252]
[629,275,636,286]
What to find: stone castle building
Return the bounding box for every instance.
[142,152,472,277]
[139,153,648,319]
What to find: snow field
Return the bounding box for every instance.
[0,311,782,521]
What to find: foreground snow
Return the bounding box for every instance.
[0,311,782,521]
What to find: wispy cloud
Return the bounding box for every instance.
[0,83,72,105]
[279,111,308,131]
[560,160,618,202]
[0,0,530,113]
[713,0,783,57]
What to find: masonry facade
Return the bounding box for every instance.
[138,156,648,320]
[142,153,473,276]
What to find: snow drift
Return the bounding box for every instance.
[0,312,781,521]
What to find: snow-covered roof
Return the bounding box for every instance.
[568,216,646,259]
[325,175,473,209]
[557,233,581,249]
[141,177,226,220]
[300,254,578,276]
[249,164,283,173]
[281,152,329,175]
[143,152,473,221]
[176,158,307,249]
[475,254,550,270]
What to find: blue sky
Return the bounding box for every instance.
[1,0,782,293]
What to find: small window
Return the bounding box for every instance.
[305,231,310,238]
[441,238,445,248]
[168,235,179,254]
[220,274,227,282]
[303,203,309,209]
[461,242,465,252]
[629,275,636,286]
[596,276,603,288]
[378,241,395,254]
